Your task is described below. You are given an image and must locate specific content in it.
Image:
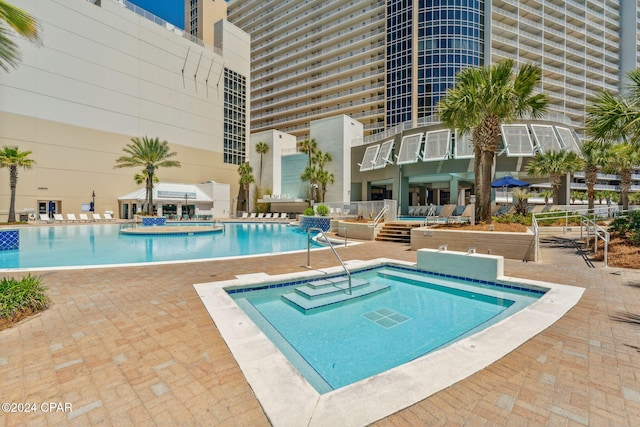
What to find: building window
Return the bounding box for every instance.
[224,68,247,165]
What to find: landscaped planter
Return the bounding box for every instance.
[410,227,536,261]
[335,220,377,240]
[142,217,167,227]
[298,215,330,232]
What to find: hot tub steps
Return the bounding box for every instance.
[282,278,390,312]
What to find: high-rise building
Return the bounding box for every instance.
[185,0,228,46]
[0,0,250,219]
[227,0,630,141]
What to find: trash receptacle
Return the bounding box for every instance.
[19,213,29,222]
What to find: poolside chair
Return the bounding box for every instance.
[103,213,115,221]
[449,205,474,223]
[249,213,257,219]
[257,213,265,219]
[66,213,79,222]
[53,213,66,223]
[241,212,249,219]
[264,212,273,219]
[78,213,89,222]
[92,213,102,221]
[39,213,54,223]
[425,204,456,225]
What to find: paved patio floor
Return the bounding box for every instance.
[1,234,640,426]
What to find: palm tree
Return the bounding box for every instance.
[297,138,317,167]
[0,145,35,222]
[133,169,159,213]
[585,69,640,145]
[255,141,269,187]
[438,59,548,222]
[300,164,319,202]
[526,150,584,205]
[0,0,40,72]
[316,169,335,203]
[237,162,255,213]
[537,189,553,205]
[604,143,640,210]
[579,140,612,211]
[114,136,180,215]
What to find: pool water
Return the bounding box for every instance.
[230,265,543,393]
[0,223,320,269]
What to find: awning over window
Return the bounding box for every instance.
[421,129,451,161]
[373,139,394,169]
[501,124,535,157]
[396,133,423,165]
[454,130,474,159]
[358,144,380,172]
[531,125,563,153]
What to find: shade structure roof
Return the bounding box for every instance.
[118,182,213,202]
[491,175,531,188]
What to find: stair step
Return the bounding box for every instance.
[297,278,370,297]
[282,282,390,312]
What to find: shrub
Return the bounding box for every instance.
[316,204,330,216]
[492,213,532,226]
[0,274,49,321]
[303,207,315,216]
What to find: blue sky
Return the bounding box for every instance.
[128,0,184,29]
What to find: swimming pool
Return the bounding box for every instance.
[230,265,543,393]
[195,257,585,427]
[0,223,321,270]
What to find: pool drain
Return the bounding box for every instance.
[363,308,410,328]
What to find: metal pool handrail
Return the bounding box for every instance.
[307,227,352,295]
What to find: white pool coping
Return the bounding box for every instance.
[194,258,585,427]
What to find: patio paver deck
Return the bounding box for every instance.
[1,235,640,426]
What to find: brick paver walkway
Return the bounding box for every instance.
[1,236,640,426]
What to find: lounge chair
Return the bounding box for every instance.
[66,213,79,222]
[264,213,272,219]
[281,212,289,220]
[39,213,54,223]
[79,213,90,222]
[425,204,456,225]
[92,213,102,221]
[249,213,257,219]
[257,213,265,219]
[53,213,66,223]
[449,205,474,223]
[241,212,249,219]
[103,213,115,221]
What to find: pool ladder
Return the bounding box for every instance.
[307,227,352,295]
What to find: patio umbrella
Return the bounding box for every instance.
[491,175,530,188]
[491,175,530,204]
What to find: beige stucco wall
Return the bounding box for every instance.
[410,227,537,262]
[0,112,239,219]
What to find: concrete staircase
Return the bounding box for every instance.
[375,221,421,243]
[281,277,390,312]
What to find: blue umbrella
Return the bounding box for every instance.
[491,175,530,188]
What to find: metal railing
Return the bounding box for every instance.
[370,206,387,229]
[307,227,352,295]
[532,208,626,268]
